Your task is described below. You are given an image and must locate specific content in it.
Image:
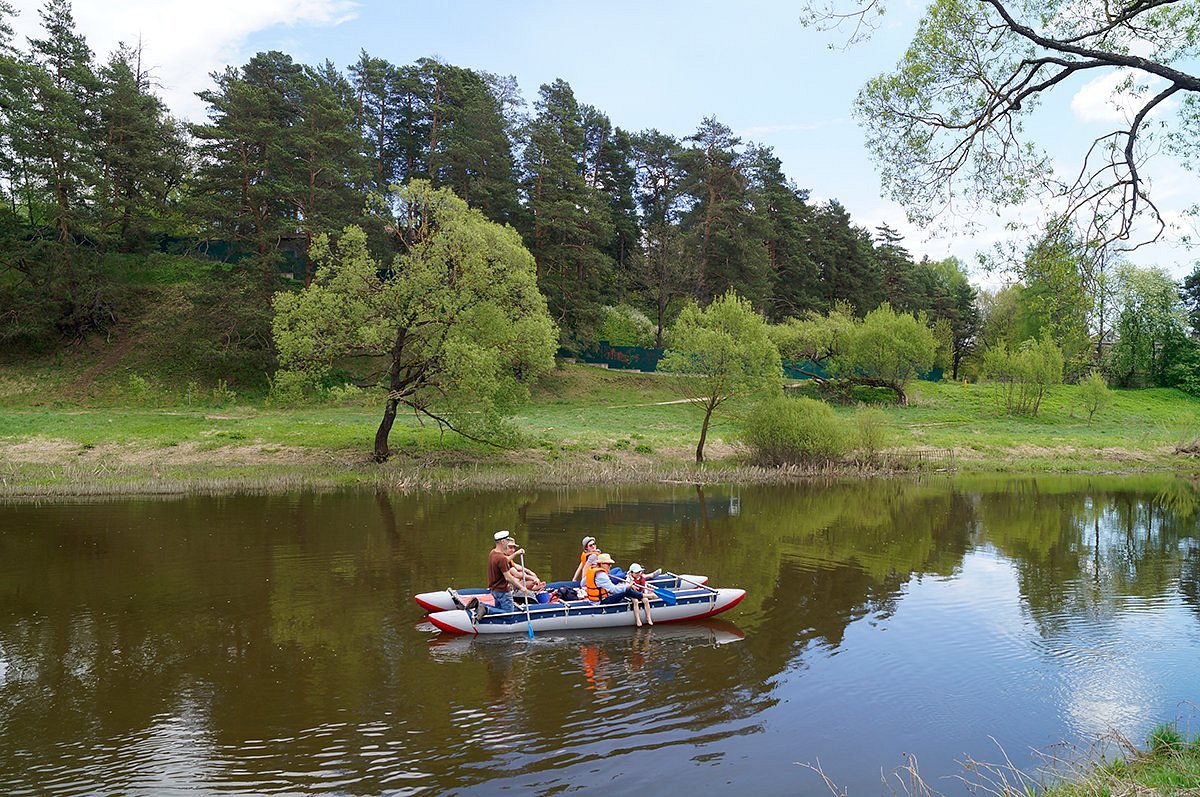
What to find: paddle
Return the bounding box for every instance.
[519,553,535,639]
[615,574,677,606]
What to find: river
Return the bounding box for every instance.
[2,475,1199,795]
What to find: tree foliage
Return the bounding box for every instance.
[741,395,847,466]
[659,291,782,463]
[272,181,557,461]
[982,336,1064,416]
[0,5,984,375]
[1106,264,1189,388]
[833,303,937,405]
[808,0,1200,253]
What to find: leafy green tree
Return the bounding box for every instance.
[1107,265,1188,387]
[272,181,557,461]
[1078,369,1110,424]
[832,303,936,405]
[1017,231,1092,375]
[813,0,1200,250]
[659,291,782,463]
[1182,264,1200,339]
[769,302,856,383]
[983,336,1064,416]
[597,304,655,347]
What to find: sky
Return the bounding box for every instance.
[6,0,1198,286]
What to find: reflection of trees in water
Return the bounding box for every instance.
[975,477,1200,635]
[3,477,1200,792]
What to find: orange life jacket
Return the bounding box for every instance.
[584,564,608,602]
[580,548,601,571]
[630,572,646,589]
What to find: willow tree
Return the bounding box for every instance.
[660,291,782,464]
[272,181,558,461]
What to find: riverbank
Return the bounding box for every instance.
[1,363,1198,496]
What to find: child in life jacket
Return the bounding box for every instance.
[627,562,654,627]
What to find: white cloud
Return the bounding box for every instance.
[1070,68,1178,125]
[7,0,359,121]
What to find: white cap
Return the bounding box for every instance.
[629,562,644,573]
[582,535,596,547]
[494,530,512,542]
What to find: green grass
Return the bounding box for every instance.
[1041,725,1200,796]
[1,348,1199,494]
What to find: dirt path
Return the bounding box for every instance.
[67,323,141,397]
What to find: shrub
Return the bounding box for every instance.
[982,336,1064,416]
[267,369,313,407]
[597,304,656,347]
[851,405,890,461]
[1078,369,1110,423]
[741,395,847,466]
[126,373,152,406]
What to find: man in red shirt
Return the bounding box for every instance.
[488,530,532,613]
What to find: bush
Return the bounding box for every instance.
[1078,369,1110,423]
[597,304,656,347]
[741,395,847,466]
[851,405,890,460]
[983,336,1064,416]
[267,370,313,407]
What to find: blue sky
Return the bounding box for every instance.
[8,0,1197,282]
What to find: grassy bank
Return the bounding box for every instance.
[1,355,1199,495]
[1047,726,1200,795]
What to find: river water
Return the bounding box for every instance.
[2,476,1200,795]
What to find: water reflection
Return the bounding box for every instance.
[0,476,1198,794]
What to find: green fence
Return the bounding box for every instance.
[570,342,943,382]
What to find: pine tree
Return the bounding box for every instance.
[521,79,615,344]
[746,145,820,321]
[678,117,770,307]
[873,223,919,313]
[424,61,521,227]
[291,60,369,278]
[96,43,187,251]
[631,129,692,345]
[810,200,884,314]
[18,0,99,244]
[190,51,306,279]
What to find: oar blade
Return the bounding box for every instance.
[651,585,677,606]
